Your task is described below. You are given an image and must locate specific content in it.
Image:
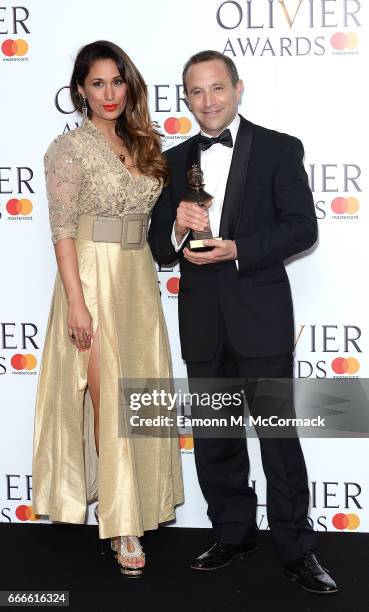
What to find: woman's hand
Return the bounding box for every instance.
[67,299,93,351]
[53,238,93,352]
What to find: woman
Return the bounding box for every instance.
[32,40,183,578]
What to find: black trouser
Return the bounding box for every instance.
[186,317,318,563]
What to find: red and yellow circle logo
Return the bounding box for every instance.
[332,513,360,530]
[179,435,194,450]
[6,198,33,215]
[331,197,359,215]
[331,357,359,375]
[330,32,359,51]
[1,39,29,57]
[166,277,180,295]
[15,505,40,521]
[164,117,192,135]
[11,354,37,371]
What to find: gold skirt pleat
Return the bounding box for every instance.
[32,234,184,538]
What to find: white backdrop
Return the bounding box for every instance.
[0,0,368,534]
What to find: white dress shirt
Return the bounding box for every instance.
[171,114,241,253]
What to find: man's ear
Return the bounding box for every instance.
[236,79,244,102]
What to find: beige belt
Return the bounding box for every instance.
[77,214,148,250]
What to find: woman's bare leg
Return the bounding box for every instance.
[87,329,100,454]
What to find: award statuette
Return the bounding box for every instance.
[185,164,222,251]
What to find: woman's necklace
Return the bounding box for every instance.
[105,132,139,172]
[118,153,137,169]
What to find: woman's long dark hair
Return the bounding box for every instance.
[70,40,167,184]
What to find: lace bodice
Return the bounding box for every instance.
[44,119,162,243]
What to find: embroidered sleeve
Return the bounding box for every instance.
[44,136,82,243]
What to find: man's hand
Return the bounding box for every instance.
[183,239,238,265]
[175,201,209,244]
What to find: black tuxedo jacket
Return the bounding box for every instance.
[148,115,318,362]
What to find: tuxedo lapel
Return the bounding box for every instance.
[219,117,253,239]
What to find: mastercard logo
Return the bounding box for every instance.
[164,117,192,135]
[330,32,359,51]
[179,435,194,450]
[332,513,360,531]
[331,357,359,375]
[166,277,180,295]
[11,354,37,371]
[1,39,29,57]
[331,197,359,215]
[16,505,40,521]
[6,198,33,215]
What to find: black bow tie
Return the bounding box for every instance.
[198,128,233,151]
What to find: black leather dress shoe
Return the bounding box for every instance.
[190,542,257,571]
[282,552,338,594]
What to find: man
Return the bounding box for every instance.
[148,50,337,594]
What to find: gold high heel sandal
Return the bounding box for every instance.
[116,536,145,578]
[95,505,145,575]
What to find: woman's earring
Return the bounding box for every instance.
[81,96,88,121]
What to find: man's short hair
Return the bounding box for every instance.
[182,50,239,95]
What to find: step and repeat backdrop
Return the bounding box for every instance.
[0,0,368,533]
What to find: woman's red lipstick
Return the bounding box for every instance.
[103,104,118,111]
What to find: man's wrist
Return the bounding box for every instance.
[232,240,238,260]
[175,225,187,245]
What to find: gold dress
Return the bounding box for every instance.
[32,119,184,539]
